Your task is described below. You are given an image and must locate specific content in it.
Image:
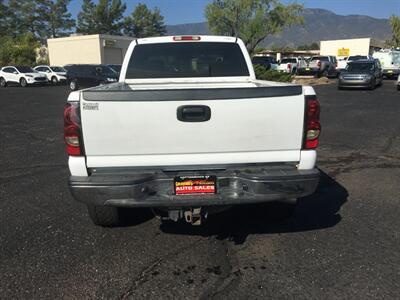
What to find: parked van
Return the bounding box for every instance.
[372,49,400,78]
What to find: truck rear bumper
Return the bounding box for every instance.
[69,164,320,208]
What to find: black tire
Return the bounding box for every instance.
[87,205,122,227]
[369,78,376,90]
[322,69,329,78]
[69,79,78,91]
[20,77,27,87]
[0,77,6,87]
[51,76,58,85]
[397,85,400,91]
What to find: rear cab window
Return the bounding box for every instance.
[280,58,297,64]
[311,56,329,62]
[126,42,250,79]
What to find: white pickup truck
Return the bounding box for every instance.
[64,35,320,227]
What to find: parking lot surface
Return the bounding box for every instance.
[1,82,400,299]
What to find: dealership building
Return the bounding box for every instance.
[47,34,135,66]
[320,38,384,58]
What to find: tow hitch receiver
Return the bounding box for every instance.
[184,208,204,226]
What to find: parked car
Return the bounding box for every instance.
[336,55,374,73]
[338,60,383,89]
[107,64,122,76]
[277,57,307,74]
[397,74,400,90]
[298,56,337,77]
[66,64,118,90]
[373,49,400,78]
[34,65,67,85]
[0,66,48,87]
[65,35,320,227]
[252,56,278,70]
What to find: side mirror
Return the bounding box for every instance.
[13,71,18,74]
[46,70,51,73]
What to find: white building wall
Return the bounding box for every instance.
[47,34,135,66]
[320,38,371,58]
[48,35,102,66]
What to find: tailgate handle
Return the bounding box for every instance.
[177,105,211,122]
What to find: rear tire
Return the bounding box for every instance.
[20,77,27,87]
[322,69,329,78]
[87,205,122,227]
[369,78,376,90]
[51,76,58,85]
[0,77,6,87]
[397,85,400,91]
[69,80,78,91]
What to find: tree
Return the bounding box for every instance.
[123,3,166,38]
[388,15,400,48]
[76,0,126,35]
[0,0,9,33]
[205,0,303,55]
[297,42,319,51]
[0,34,39,66]
[36,0,75,38]
[7,0,43,37]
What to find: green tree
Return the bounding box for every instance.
[297,42,319,51]
[37,0,75,38]
[0,0,9,33]
[8,0,43,37]
[205,0,303,55]
[0,34,39,66]
[123,3,166,38]
[76,0,126,35]
[388,15,400,47]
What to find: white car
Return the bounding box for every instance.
[34,65,67,85]
[0,66,48,87]
[277,57,307,74]
[397,74,400,91]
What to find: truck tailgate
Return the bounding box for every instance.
[80,83,305,167]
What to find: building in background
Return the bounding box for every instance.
[320,38,384,58]
[47,34,134,66]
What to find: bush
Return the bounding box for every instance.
[253,64,293,82]
[0,34,39,66]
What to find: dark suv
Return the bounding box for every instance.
[66,64,118,90]
[251,56,277,70]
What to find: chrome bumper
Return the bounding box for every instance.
[69,164,320,208]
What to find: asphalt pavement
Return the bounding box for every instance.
[0,81,399,299]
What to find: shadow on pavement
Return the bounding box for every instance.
[160,170,348,244]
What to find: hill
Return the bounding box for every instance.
[166,8,391,47]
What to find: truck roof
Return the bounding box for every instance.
[135,35,238,45]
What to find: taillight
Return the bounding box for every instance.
[303,96,321,149]
[173,36,201,41]
[64,102,82,156]
[317,60,321,68]
[287,63,292,70]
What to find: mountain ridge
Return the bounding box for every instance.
[166,8,391,47]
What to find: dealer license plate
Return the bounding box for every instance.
[306,67,310,71]
[174,175,217,195]
[388,70,393,73]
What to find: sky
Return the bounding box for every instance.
[68,0,400,25]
